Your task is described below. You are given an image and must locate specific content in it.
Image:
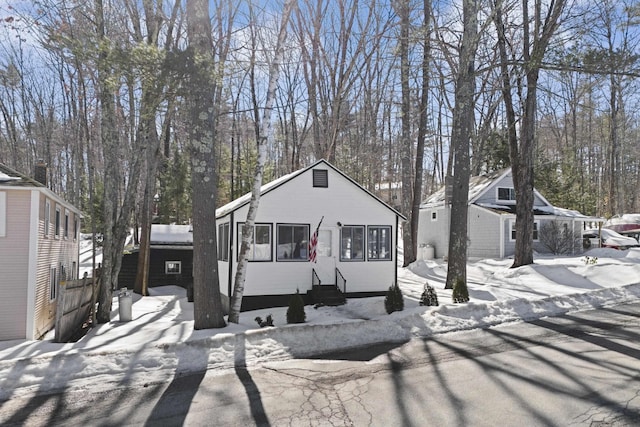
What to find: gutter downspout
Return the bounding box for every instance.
[228,212,234,303]
[499,215,505,259]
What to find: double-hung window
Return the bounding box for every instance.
[510,220,539,241]
[238,223,272,261]
[368,226,392,260]
[277,224,309,261]
[340,225,365,261]
[218,223,230,261]
[497,187,516,202]
[44,200,50,237]
[54,205,61,238]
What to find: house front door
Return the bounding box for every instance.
[314,227,337,285]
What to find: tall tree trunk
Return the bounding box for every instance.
[228,0,295,324]
[396,0,414,267]
[445,0,478,289]
[186,0,226,329]
[95,0,145,323]
[410,0,431,266]
[493,0,566,268]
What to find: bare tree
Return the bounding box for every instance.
[133,0,182,297]
[493,0,567,268]
[94,0,147,322]
[228,0,296,324]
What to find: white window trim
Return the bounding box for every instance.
[497,187,516,204]
[165,261,182,275]
[49,266,58,301]
[239,223,273,262]
[509,219,540,242]
[44,199,50,237]
[64,209,70,239]
[276,223,307,262]
[54,204,61,238]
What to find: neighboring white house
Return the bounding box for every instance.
[216,159,406,312]
[418,168,600,260]
[0,163,82,340]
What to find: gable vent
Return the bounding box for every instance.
[313,169,328,188]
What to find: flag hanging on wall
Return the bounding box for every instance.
[309,216,324,263]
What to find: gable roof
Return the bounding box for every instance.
[0,163,45,188]
[0,163,81,215]
[420,167,599,220]
[421,169,509,208]
[216,159,406,220]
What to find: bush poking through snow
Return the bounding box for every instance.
[384,283,404,314]
[419,283,439,306]
[255,314,274,328]
[582,255,598,265]
[452,277,470,303]
[287,289,306,324]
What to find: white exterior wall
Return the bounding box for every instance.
[467,205,502,259]
[218,164,399,297]
[417,206,450,259]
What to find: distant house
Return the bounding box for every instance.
[216,159,406,312]
[418,168,599,259]
[0,163,82,341]
[118,224,193,291]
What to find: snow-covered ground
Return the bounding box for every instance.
[2,246,640,400]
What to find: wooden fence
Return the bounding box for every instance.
[54,274,95,343]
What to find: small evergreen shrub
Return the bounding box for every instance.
[384,283,404,314]
[582,255,598,265]
[286,289,306,324]
[254,314,274,328]
[452,277,470,303]
[419,282,439,307]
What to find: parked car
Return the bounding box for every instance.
[582,228,640,250]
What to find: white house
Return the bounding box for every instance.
[418,168,600,259]
[216,159,406,312]
[0,163,82,340]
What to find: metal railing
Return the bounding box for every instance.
[312,268,321,287]
[335,268,347,294]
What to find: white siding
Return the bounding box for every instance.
[417,206,450,259]
[219,165,399,297]
[467,205,502,258]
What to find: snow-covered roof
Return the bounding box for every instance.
[215,168,301,218]
[420,169,508,208]
[150,224,192,245]
[420,169,600,220]
[0,171,20,182]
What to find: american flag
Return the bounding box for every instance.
[308,216,324,263]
